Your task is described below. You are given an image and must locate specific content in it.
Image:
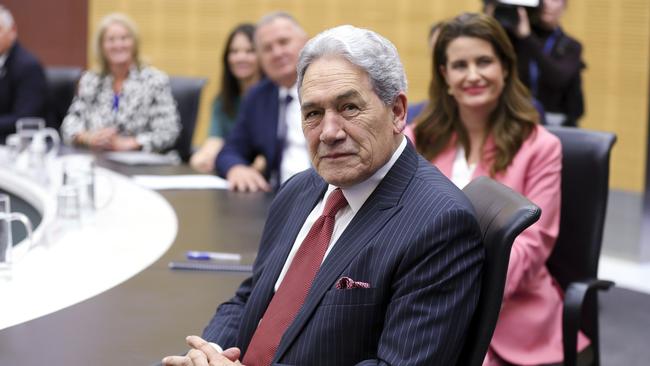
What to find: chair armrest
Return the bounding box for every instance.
[562,278,614,366]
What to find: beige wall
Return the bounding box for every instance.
[89,0,649,192]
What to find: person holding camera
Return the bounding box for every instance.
[486,0,585,127]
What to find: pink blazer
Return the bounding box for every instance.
[405,125,589,365]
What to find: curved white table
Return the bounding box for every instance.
[0,164,177,330]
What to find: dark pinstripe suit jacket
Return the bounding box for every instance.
[203,142,484,365]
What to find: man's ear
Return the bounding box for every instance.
[9,24,18,42]
[391,92,407,134]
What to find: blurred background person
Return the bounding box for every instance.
[407,21,442,124]
[485,0,584,126]
[215,12,310,192]
[407,13,592,365]
[61,13,180,152]
[0,5,46,143]
[190,23,262,173]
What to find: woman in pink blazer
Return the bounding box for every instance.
[406,13,590,365]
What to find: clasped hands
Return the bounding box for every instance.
[162,335,244,366]
[76,127,141,151]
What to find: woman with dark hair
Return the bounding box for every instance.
[190,23,262,173]
[406,13,591,365]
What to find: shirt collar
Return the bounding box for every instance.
[279,83,298,101]
[0,41,14,69]
[0,53,7,69]
[326,136,407,213]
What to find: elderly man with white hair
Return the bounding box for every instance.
[163,24,483,366]
[0,5,46,142]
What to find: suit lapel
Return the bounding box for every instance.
[239,172,327,352]
[274,143,419,361]
[264,84,281,175]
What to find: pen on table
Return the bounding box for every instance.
[169,261,253,272]
[186,250,242,262]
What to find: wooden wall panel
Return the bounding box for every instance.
[3,0,87,67]
[563,0,650,191]
[88,0,649,191]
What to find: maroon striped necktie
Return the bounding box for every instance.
[242,188,348,366]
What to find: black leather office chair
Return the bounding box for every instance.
[44,66,82,129]
[457,176,541,366]
[169,76,207,162]
[546,126,617,366]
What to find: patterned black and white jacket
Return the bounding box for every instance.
[61,65,180,152]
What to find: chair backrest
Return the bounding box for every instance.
[169,76,207,162]
[545,126,616,344]
[44,66,82,130]
[457,176,541,366]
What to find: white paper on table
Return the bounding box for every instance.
[131,174,230,190]
[104,151,179,166]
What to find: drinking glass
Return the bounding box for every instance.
[17,118,60,154]
[57,185,81,223]
[0,193,34,278]
[62,155,96,216]
[1,133,21,167]
[16,118,45,154]
[14,118,61,174]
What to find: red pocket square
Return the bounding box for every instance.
[335,276,370,289]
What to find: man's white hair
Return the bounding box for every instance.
[0,5,14,29]
[297,25,407,106]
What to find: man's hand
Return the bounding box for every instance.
[190,138,223,173]
[190,151,216,173]
[484,2,496,16]
[161,335,243,366]
[515,7,531,38]
[226,165,271,192]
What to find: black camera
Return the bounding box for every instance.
[485,0,541,31]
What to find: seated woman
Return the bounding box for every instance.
[190,23,262,173]
[406,13,590,366]
[61,13,180,152]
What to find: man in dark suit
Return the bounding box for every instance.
[164,25,483,366]
[0,5,46,142]
[216,12,310,192]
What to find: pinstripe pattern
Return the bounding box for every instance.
[202,142,484,365]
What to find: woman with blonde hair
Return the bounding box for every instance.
[407,13,591,365]
[62,13,179,152]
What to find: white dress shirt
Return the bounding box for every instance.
[274,136,407,290]
[210,138,407,352]
[278,85,311,183]
[0,52,8,78]
[450,145,476,189]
